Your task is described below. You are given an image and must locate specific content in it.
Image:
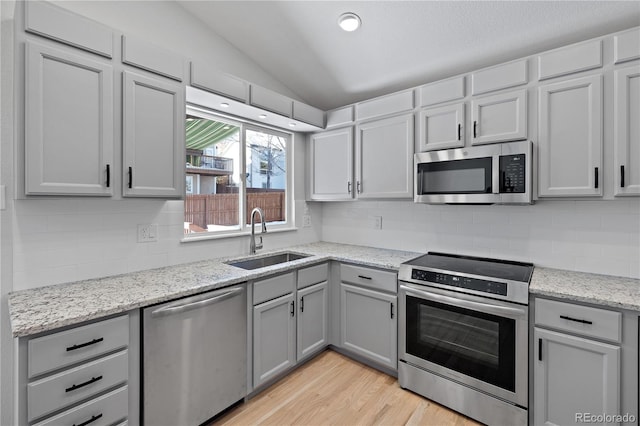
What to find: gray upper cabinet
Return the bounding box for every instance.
[25,41,114,196]
[25,0,113,58]
[190,62,248,102]
[614,65,640,196]
[356,90,414,121]
[356,113,414,199]
[538,39,603,81]
[471,59,528,96]
[309,127,354,200]
[418,76,465,108]
[614,28,640,65]
[122,71,185,198]
[326,106,354,129]
[121,35,184,82]
[293,101,325,128]
[538,75,603,197]
[417,102,465,151]
[470,89,527,145]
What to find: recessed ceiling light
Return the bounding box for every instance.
[289,123,296,127]
[259,114,267,119]
[338,12,361,32]
[220,102,230,108]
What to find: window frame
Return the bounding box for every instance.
[183,104,295,242]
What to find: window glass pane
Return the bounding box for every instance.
[184,115,241,234]
[245,128,287,226]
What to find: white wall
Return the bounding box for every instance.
[322,199,640,278]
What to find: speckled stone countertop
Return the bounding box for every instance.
[530,267,640,311]
[8,242,420,338]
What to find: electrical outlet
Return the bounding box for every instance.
[137,224,158,242]
[373,216,382,230]
[303,215,312,227]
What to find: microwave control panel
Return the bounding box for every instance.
[499,154,525,193]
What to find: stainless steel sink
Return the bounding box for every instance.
[226,252,310,270]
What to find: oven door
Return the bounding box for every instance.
[399,282,528,408]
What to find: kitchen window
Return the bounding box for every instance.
[184,106,293,238]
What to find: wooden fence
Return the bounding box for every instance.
[185,191,285,229]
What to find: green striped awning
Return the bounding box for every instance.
[186,118,239,150]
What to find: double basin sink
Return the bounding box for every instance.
[226,252,310,270]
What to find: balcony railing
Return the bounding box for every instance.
[186,155,233,175]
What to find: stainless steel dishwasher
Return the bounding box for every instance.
[143,284,247,426]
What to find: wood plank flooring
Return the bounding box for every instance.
[212,350,482,426]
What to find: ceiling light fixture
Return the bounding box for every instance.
[220,102,230,108]
[338,12,361,32]
[289,123,296,127]
[259,114,267,119]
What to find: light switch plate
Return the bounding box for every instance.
[137,224,158,242]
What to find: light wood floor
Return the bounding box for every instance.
[212,350,482,426]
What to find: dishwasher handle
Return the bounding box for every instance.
[151,286,244,318]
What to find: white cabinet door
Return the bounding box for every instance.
[340,283,397,370]
[25,42,113,196]
[297,281,328,361]
[122,71,184,198]
[614,65,640,196]
[534,328,620,426]
[538,75,603,197]
[309,127,354,200]
[253,293,296,388]
[471,89,527,145]
[417,103,464,151]
[356,113,414,199]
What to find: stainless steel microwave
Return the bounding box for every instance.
[414,140,532,204]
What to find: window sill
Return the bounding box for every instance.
[181,226,299,243]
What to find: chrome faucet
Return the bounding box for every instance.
[250,207,267,254]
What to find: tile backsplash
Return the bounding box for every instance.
[321,199,640,279]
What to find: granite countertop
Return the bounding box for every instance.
[530,267,640,312]
[8,242,420,338]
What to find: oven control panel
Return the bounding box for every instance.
[411,269,507,296]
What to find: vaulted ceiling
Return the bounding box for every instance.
[178,1,640,111]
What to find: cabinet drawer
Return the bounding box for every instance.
[28,315,129,378]
[535,298,621,343]
[340,264,397,294]
[32,385,128,426]
[28,350,129,422]
[253,272,295,305]
[297,263,329,290]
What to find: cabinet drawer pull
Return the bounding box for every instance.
[73,413,103,426]
[538,338,542,361]
[65,375,103,393]
[473,121,477,138]
[390,302,394,319]
[594,167,599,189]
[290,300,295,317]
[66,337,104,352]
[300,296,304,313]
[357,181,362,194]
[457,123,462,141]
[357,275,372,280]
[347,181,352,194]
[621,165,625,188]
[128,167,133,189]
[105,164,110,188]
[560,315,593,325]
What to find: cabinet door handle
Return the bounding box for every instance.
[538,338,542,361]
[128,167,133,189]
[390,302,394,319]
[290,300,295,317]
[73,413,103,426]
[65,375,103,393]
[347,181,352,194]
[66,337,104,352]
[357,181,362,194]
[621,165,625,188]
[457,123,461,141]
[300,296,304,313]
[105,164,110,188]
[560,315,593,325]
[594,167,599,189]
[473,121,477,138]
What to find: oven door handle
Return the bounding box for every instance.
[401,285,527,318]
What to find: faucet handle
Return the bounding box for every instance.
[256,236,263,249]
[262,222,267,233]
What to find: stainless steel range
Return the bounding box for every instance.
[398,252,533,426]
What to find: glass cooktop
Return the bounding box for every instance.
[404,252,534,283]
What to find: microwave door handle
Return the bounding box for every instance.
[401,285,527,318]
[492,155,500,194]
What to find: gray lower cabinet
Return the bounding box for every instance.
[16,312,139,426]
[340,282,397,370]
[297,281,329,361]
[253,292,296,388]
